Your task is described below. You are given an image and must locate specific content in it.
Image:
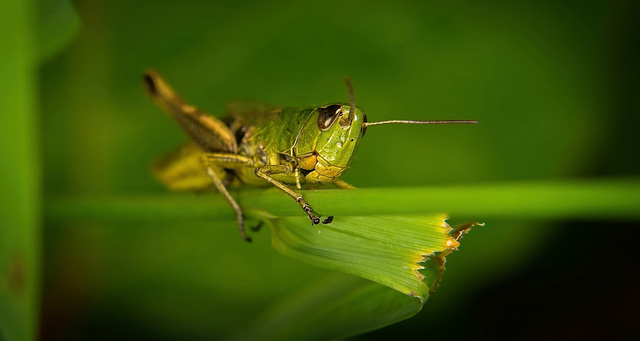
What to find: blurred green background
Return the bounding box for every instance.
[2,0,639,339]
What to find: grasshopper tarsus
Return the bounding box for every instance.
[237,220,252,242]
[322,216,334,224]
[238,220,252,242]
[250,221,264,232]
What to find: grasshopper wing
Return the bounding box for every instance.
[225,101,282,128]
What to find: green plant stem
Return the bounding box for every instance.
[45,178,640,222]
[0,1,39,341]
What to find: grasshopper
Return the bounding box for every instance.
[143,70,477,242]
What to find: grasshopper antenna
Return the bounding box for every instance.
[340,78,478,128]
[345,77,355,118]
[362,119,478,127]
[340,77,356,127]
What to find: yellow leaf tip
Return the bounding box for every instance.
[445,238,460,248]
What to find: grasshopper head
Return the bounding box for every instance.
[295,100,366,183]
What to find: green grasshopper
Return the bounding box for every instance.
[143,70,477,242]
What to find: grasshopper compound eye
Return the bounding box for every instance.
[317,104,343,131]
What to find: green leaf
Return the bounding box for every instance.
[232,273,422,341]
[267,214,458,301]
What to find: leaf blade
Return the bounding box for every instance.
[268,214,459,301]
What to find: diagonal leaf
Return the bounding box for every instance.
[36,0,80,62]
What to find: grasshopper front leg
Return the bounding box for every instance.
[254,165,332,225]
[202,154,332,240]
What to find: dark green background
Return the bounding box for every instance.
[3,0,639,339]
